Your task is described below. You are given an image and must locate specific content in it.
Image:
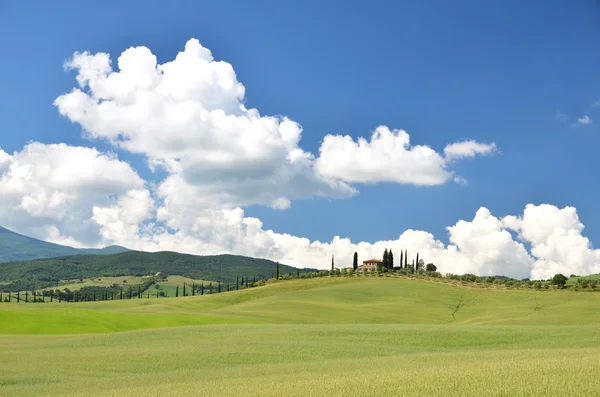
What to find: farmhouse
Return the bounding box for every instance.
[359,259,382,272]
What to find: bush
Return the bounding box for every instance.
[460,274,477,283]
[551,274,568,288]
[425,263,437,272]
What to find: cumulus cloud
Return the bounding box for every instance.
[503,204,600,280]
[315,126,496,185]
[576,115,592,126]
[54,38,355,210]
[444,140,497,161]
[4,38,593,281]
[0,142,150,245]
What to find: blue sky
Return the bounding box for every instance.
[1,0,600,277]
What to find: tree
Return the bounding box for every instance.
[404,250,408,267]
[175,285,179,298]
[412,259,415,272]
[382,248,389,270]
[120,287,123,300]
[192,282,196,296]
[331,255,335,272]
[551,274,568,288]
[399,250,403,269]
[183,283,186,297]
[388,249,394,270]
[353,252,358,271]
[201,282,204,295]
[416,253,420,269]
[276,262,280,280]
[236,276,239,290]
[426,263,437,272]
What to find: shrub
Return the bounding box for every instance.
[551,274,568,288]
[460,274,477,283]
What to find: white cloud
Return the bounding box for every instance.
[6,38,595,282]
[54,38,355,210]
[503,204,600,280]
[576,115,592,126]
[0,142,149,245]
[315,126,495,185]
[444,140,497,161]
[554,110,568,122]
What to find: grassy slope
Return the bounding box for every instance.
[2,277,600,334]
[0,225,127,262]
[2,277,600,396]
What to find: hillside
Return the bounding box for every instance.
[0,250,311,291]
[0,225,128,262]
[3,277,600,334]
[2,277,600,396]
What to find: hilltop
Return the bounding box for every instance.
[0,225,128,262]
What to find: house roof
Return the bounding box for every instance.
[363,259,382,263]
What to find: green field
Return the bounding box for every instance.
[36,276,145,292]
[1,277,599,396]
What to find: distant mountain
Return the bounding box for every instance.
[0,225,129,263]
[0,250,314,291]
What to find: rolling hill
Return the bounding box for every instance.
[0,250,312,291]
[0,225,128,262]
[2,277,600,396]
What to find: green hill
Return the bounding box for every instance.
[2,277,600,396]
[0,225,128,262]
[0,250,311,291]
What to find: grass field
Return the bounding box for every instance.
[37,276,145,292]
[1,277,599,396]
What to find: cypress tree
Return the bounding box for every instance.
[201,282,204,295]
[412,259,415,272]
[416,253,420,269]
[245,278,248,289]
[399,250,403,269]
[129,286,132,299]
[236,276,239,290]
[25,291,28,303]
[382,248,389,269]
[276,262,280,279]
[50,293,52,303]
[120,287,123,300]
[138,286,141,299]
[218,282,221,293]
[17,292,20,303]
[183,283,186,297]
[353,252,358,271]
[192,282,196,296]
[227,283,230,292]
[389,249,394,270]
[176,286,179,298]
[331,255,335,272]
[405,250,408,267]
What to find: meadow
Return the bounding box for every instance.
[1,277,599,396]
